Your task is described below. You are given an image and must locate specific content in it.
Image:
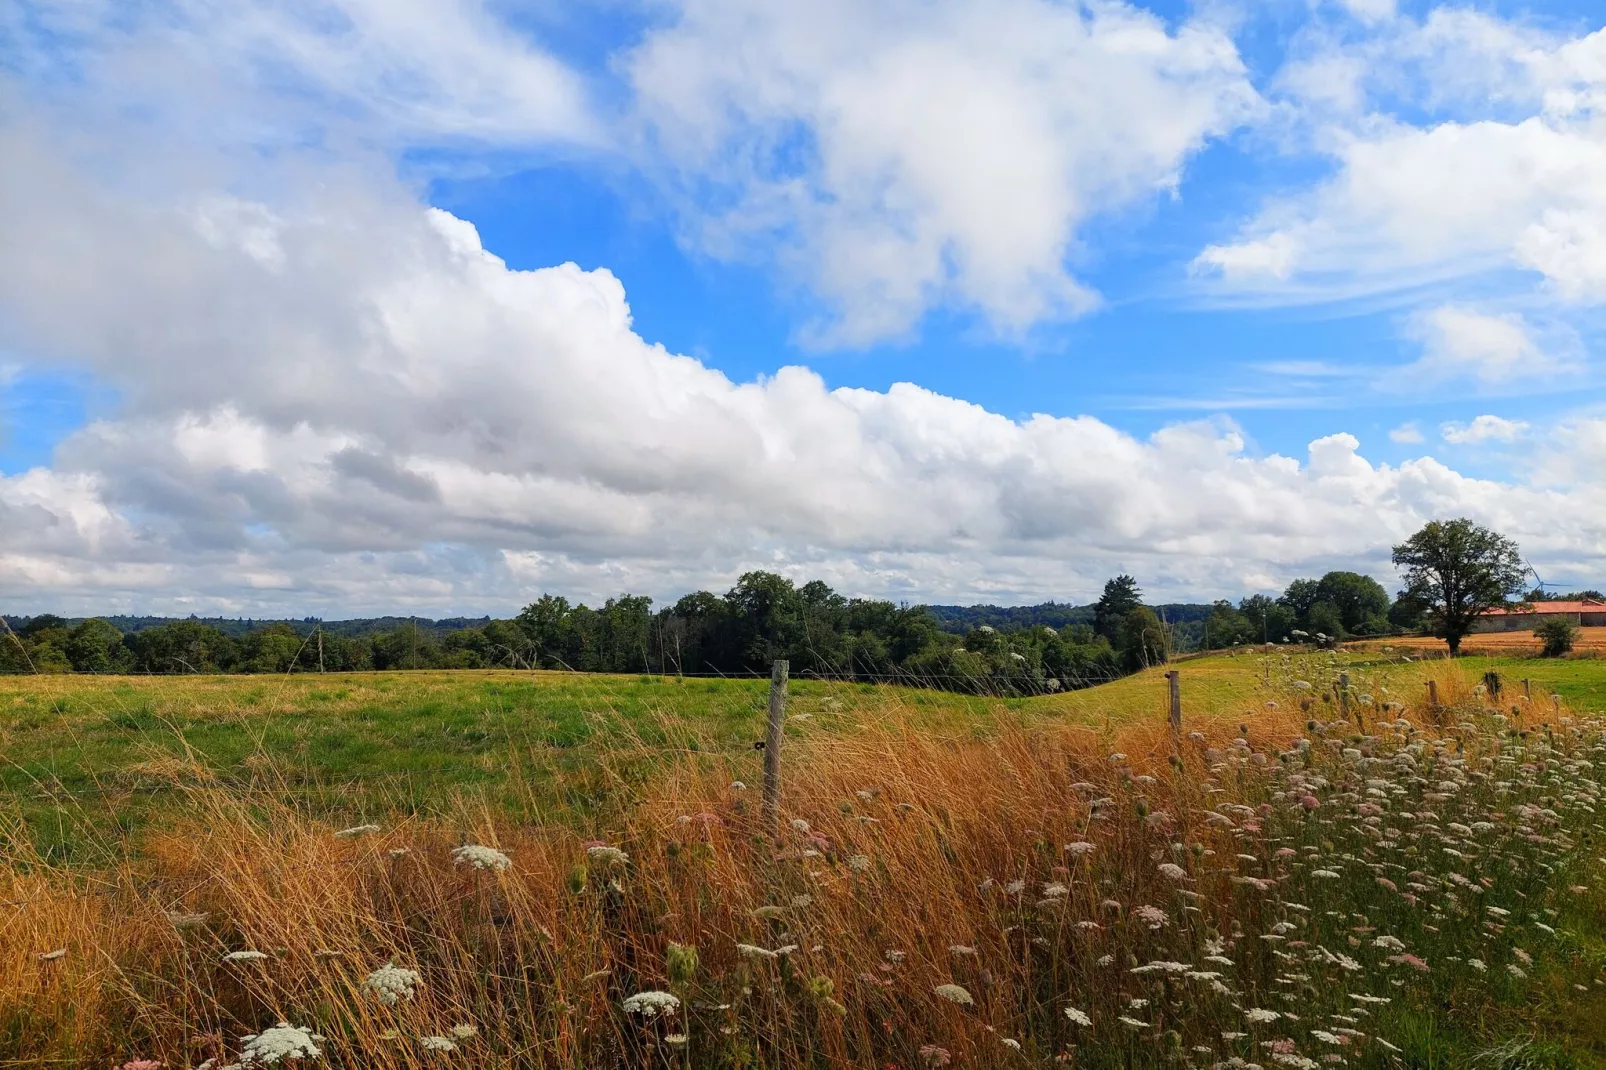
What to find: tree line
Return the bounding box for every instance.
[1,519,1552,684]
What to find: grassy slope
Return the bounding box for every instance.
[4,650,1604,858]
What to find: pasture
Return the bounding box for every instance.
[3,650,1606,1067]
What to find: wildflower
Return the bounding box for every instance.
[166,911,209,929]
[1513,947,1532,966]
[919,1044,952,1066]
[1311,869,1341,879]
[1349,993,1389,1004]
[949,945,976,956]
[1133,905,1170,929]
[1118,1015,1150,1029]
[664,1034,689,1047]
[222,950,269,964]
[848,854,872,872]
[736,944,778,960]
[1065,841,1096,856]
[586,845,628,866]
[1507,963,1527,979]
[622,991,680,1019]
[1065,1007,1092,1026]
[1158,862,1187,881]
[419,1036,457,1053]
[120,1061,163,1070]
[790,818,811,833]
[449,1025,477,1039]
[451,845,511,872]
[334,824,380,838]
[1301,796,1320,810]
[1246,1008,1281,1023]
[1468,958,1486,972]
[730,781,747,790]
[362,963,421,1005]
[1372,936,1404,951]
[1001,1038,1022,1051]
[35,948,66,962]
[239,1023,323,1065]
[934,983,974,1005]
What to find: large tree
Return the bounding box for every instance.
[1094,575,1142,644]
[1391,519,1525,655]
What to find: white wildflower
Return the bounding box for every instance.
[586,845,628,866]
[334,824,380,839]
[622,991,681,1019]
[239,1022,323,1065]
[1246,1008,1281,1023]
[1064,1007,1092,1026]
[451,845,511,872]
[934,984,974,1005]
[419,1036,457,1053]
[737,943,778,960]
[362,963,421,1005]
[1158,862,1187,881]
[223,950,269,964]
[449,1024,477,1039]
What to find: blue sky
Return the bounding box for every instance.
[2,0,1605,615]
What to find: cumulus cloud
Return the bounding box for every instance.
[1388,423,1423,444]
[1,139,1601,615]
[1195,12,1606,307]
[626,0,1261,345]
[1440,415,1529,445]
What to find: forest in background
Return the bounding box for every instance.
[2,566,1480,694]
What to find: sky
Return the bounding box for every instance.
[2,0,1605,617]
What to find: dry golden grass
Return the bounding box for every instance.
[2,654,1600,1068]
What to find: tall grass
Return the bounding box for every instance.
[2,655,1603,1067]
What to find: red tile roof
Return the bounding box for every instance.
[1484,600,1606,616]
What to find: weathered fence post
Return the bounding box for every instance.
[1165,670,1181,735]
[1522,678,1532,700]
[763,659,788,831]
[1426,679,1441,724]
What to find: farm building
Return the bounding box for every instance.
[1475,599,1606,632]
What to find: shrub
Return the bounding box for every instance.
[1535,617,1579,657]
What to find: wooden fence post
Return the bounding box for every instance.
[763,659,788,831]
[1522,678,1531,700]
[1426,679,1440,725]
[1165,670,1181,735]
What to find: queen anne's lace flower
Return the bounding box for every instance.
[933,983,974,1005]
[222,950,269,964]
[419,1036,457,1052]
[452,845,511,872]
[239,1022,323,1065]
[1064,1007,1092,1026]
[586,845,628,866]
[622,991,681,1019]
[363,963,421,1005]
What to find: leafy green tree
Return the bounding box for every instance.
[1116,606,1168,671]
[240,623,307,673]
[1202,601,1254,649]
[1314,571,1390,634]
[1535,618,1578,658]
[1238,594,1296,643]
[1306,602,1345,643]
[66,618,132,673]
[1093,576,1142,644]
[1391,519,1525,655]
[130,621,239,673]
[1278,579,1322,623]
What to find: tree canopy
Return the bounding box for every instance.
[1391,518,1525,655]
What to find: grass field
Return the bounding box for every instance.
[4,651,1606,1067]
[5,648,1606,861]
[5,651,1606,1066]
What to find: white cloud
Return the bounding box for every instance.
[1440,415,1529,445]
[1196,13,1606,307]
[1397,305,1571,388]
[1388,423,1423,444]
[626,0,1261,345]
[1,138,1602,614]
